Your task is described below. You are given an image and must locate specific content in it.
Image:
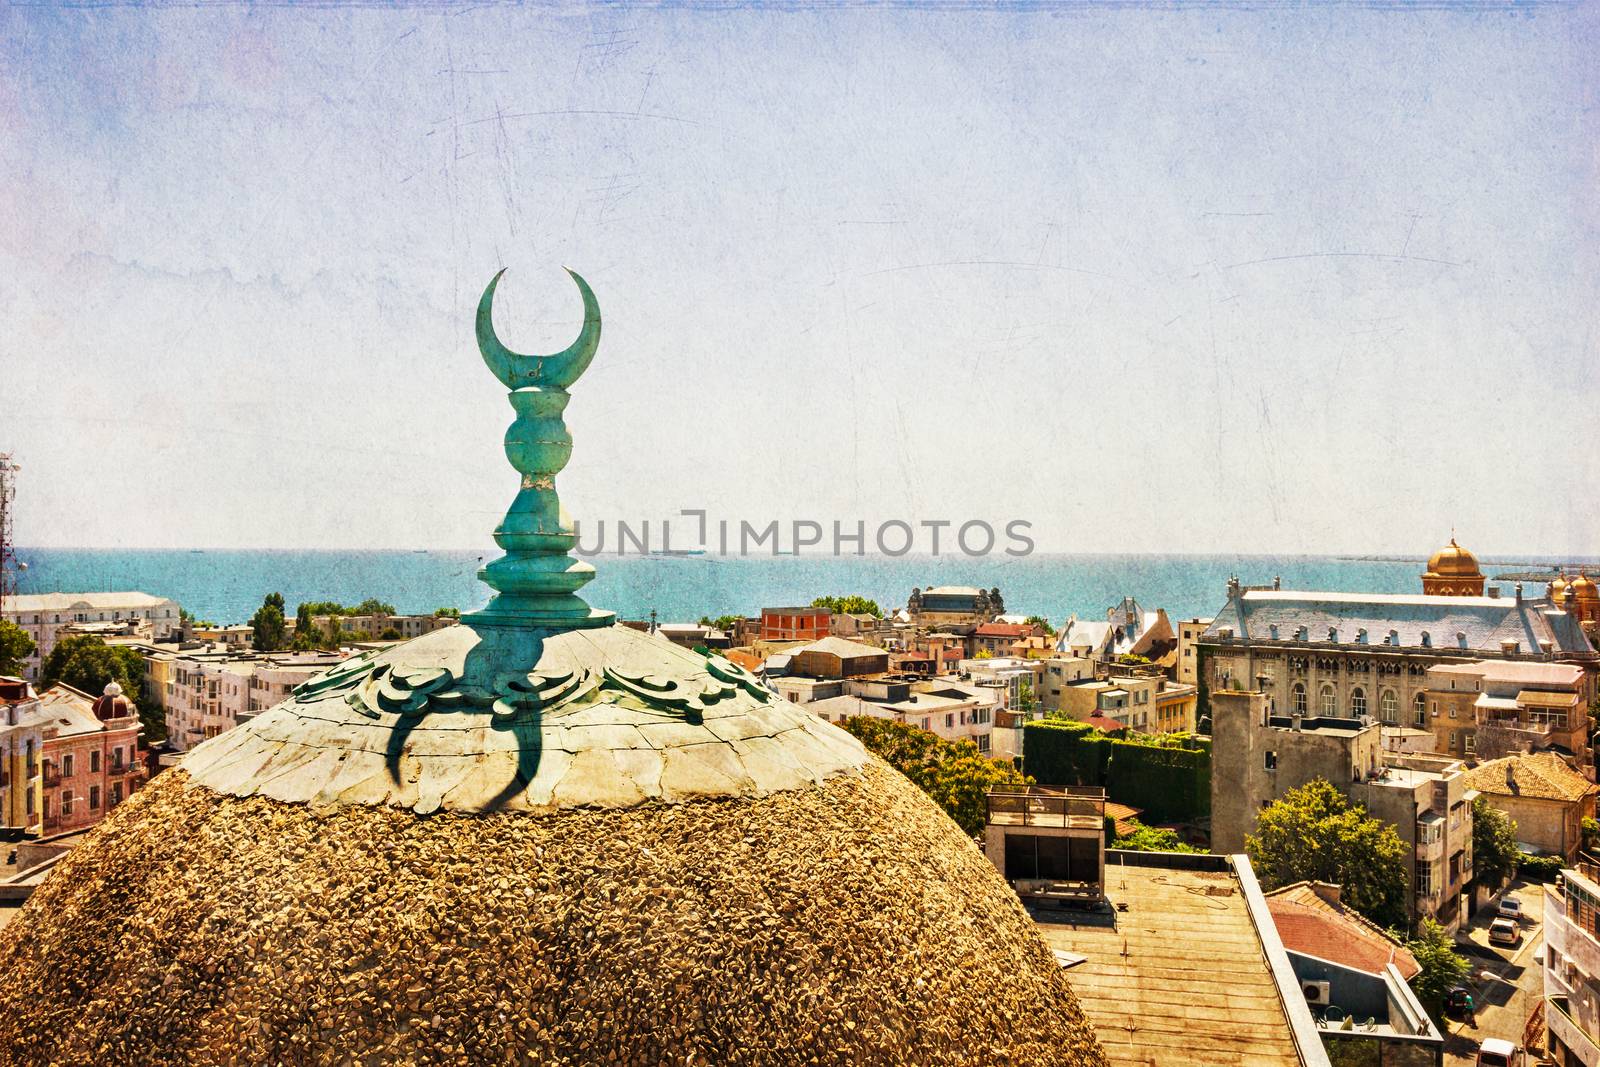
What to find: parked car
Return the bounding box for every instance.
[1476,1037,1522,1066]
[1497,896,1522,922]
[1489,917,1521,946]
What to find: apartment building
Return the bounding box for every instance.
[2,591,181,681]
[1545,862,1600,1066]
[1424,660,1591,763]
[153,646,350,751]
[1212,688,1473,929]
[35,684,147,836]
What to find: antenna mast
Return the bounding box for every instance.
[0,453,17,616]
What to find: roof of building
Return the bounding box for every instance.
[1463,752,1599,803]
[3,591,177,613]
[760,606,827,615]
[1032,855,1314,1067]
[1203,589,1595,655]
[974,622,1033,638]
[922,586,980,597]
[1428,660,1586,687]
[788,636,889,660]
[35,685,118,739]
[1264,882,1421,980]
[1055,618,1114,655]
[1085,714,1127,732]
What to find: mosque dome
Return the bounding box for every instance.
[0,270,1105,1066]
[1572,573,1599,601]
[1550,574,1570,601]
[1425,538,1482,578]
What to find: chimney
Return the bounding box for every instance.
[1273,576,1282,591]
[1501,639,1520,655]
[1310,882,1342,906]
[1515,582,1524,603]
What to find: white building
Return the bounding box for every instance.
[156,646,350,751]
[1545,862,1600,1065]
[2,592,181,681]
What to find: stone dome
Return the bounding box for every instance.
[0,270,1106,1067]
[1425,537,1482,578]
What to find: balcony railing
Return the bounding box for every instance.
[986,786,1106,830]
[1548,994,1600,1067]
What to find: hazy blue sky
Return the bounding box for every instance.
[2,3,1596,555]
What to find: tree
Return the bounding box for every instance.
[1584,816,1600,856]
[1246,779,1409,930]
[1406,917,1470,1017]
[378,628,403,640]
[251,593,288,652]
[839,716,1029,837]
[1023,615,1056,637]
[1472,795,1520,889]
[1017,681,1038,716]
[41,635,161,741]
[433,607,460,618]
[811,595,883,619]
[1111,820,1202,853]
[349,598,396,616]
[697,615,740,631]
[0,620,35,676]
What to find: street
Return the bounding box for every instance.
[1445,880,1547,1066]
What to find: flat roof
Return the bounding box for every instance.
[1033,859,1308,1067]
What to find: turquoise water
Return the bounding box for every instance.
[12,548,1576,626]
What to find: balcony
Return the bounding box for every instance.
[41,769,61,788]
[1548,994,1600,1067]
[987,786,1106,831]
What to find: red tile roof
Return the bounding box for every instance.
[1265,883,1420,979]
[975,623,1033,637]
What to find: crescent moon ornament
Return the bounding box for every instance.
[476,267,602,390]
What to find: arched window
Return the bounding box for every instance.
[1351,688,1367,718]
[1413,691,1427,727]
[1320,685,1337,717]
[1380,690,1398,724]
[1292,683,1307,714]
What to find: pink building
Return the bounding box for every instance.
[35,683,148,836]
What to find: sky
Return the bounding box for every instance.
[1,2,1597,556]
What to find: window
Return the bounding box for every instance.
[89,787,100,810]
[1351,688,1367,718]
[1448,704,1456,720]
[1416,861,1434,897]
[62,791,73,816]
[1265,751,1278,770]
[1413,692,1427,727]
[1320,685,1337,717]
[1380,690,1398,724]
[945,714,954,729]
[111,783,122,806]
[1449,730,1458,749]
[61,753,74,777]
[1464,733,1475,755]
[90,751,100,773]
[1292,683,1307,714]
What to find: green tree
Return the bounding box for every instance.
[1017,681,1038,715]
[378,628,403,640]
[696,615,740,631]
[349,598,396,616]
[839,716,1029,836]
[0,620,36,676]
[251,592,288,652]
[811,595,883,619]
[1472,795,1520,889]
[1406,917,1470,1017]
[1246,779,1409,930]
[1111,820,1202,853]
[1023,615,1056,637]
[433,607,460,618]
[41,635,161,741]
[1583,816,1600,856]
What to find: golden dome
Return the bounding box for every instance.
[1550,574,1570,601]
[1425,538,1482,578]
[1572,573,1599,601]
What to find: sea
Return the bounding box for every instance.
[11,548,1589,626]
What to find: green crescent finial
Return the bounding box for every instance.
[467,268,613,631]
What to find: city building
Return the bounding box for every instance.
[1463,753,1598,863]
[1424,660,1590,762]
[807,677,1006,754]
[1035,655,1096,714]
[190,623,254,648]
[35,683,147,836]
[1176,616,1213,687]
[0,677,43,835]
[784,636,889,680]
[1052,616,1115,664]
[971,621,1043,656]
[984,787,1332,1065]
[1544,861,1600,1065]
[1200,563,1597,744]
[149,645,352,751]
[311,612,457,641]
[1211,688,1472,929]
[1042,673,1197,733]
[904,585,1004,628]
[758,605,830,642]
[1264,882,1442,1065]
[1,592,182,681]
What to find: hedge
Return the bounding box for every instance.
[1022,719,1211,824]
